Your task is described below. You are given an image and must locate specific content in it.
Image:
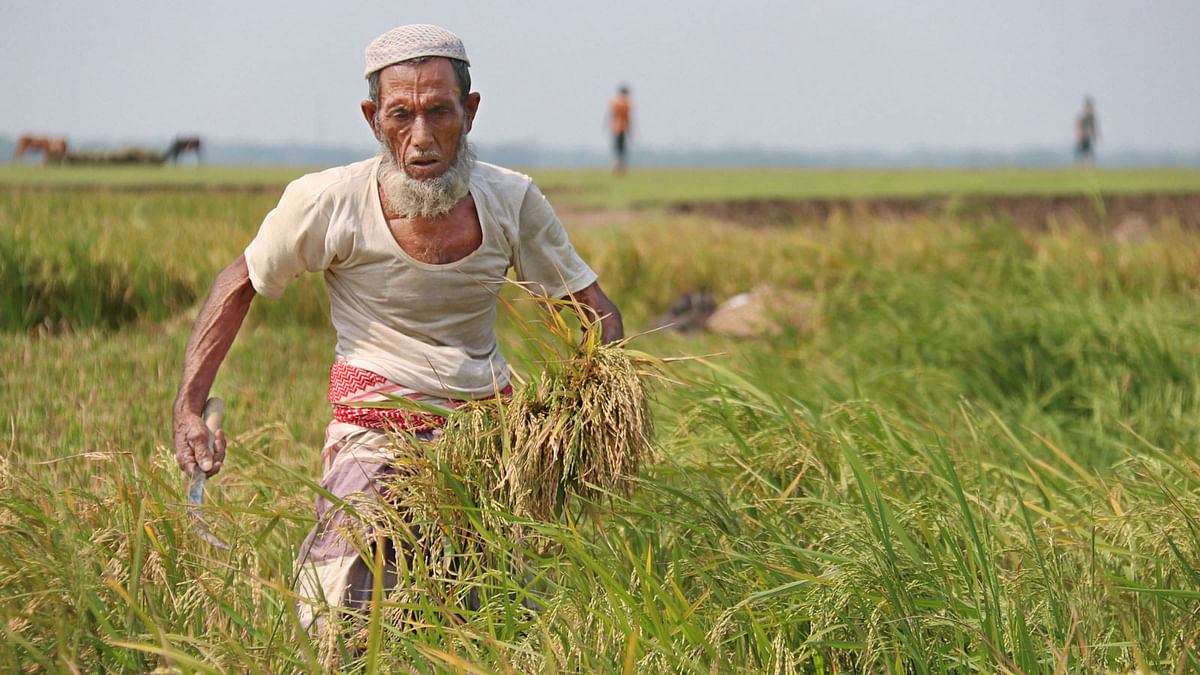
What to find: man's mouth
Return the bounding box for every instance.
[408,156,441,170]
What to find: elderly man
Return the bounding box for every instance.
[172,24,622,630]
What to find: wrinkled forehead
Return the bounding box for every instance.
[377,58,462,102]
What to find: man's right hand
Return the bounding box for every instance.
[174,408,226,477]
[172,255,255,478]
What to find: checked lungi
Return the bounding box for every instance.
[294,358,510,632]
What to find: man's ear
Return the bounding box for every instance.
[361,100,380,140]
[464,92,481,134]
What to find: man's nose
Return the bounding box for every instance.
[410,114,434,148]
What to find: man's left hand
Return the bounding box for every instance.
[565,281,624,345]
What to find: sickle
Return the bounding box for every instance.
[187,397,231,550]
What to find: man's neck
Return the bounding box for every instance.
[378,183,482,265]
[378,184,470,225]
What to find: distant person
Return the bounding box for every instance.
[1075,96,1100,166]
[171,23,623,635]
[607,85,633,174]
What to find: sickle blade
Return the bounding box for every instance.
[189,467,231,550]
[187,398,231,551]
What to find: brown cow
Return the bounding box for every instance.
[12,135,68,164]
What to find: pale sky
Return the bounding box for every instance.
[3,1,1198,154]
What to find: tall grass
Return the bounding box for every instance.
[2,181,1199,672]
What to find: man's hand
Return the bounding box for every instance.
[173,255,255,477]
[174,407,226,477]
[565,281,624,345]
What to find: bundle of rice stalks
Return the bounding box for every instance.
[449,340,654,521]
[341,298,666,630]
[378,293,665,546]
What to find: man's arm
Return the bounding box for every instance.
[564,280,623,345]
[173,254,257,477]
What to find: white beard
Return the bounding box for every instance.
[377,134,476,218]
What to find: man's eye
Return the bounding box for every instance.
[389,109,411,119]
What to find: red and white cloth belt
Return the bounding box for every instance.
[328,356,511,433]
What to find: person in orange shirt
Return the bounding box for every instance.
[607,85,632,174]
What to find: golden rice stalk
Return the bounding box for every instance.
[382,341,658,526]
[370,292,667,589]
[498,343,653,520]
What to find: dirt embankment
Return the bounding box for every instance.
[668,192,1200,231]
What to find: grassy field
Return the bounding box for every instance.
[531,166,1200,208]
[5,163,1200,207]
[2,167,1200,672]
[0,165,307,190]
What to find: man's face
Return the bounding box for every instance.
[363,58,480,181]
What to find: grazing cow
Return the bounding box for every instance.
[12,135,68,164]
[163,136,202,163]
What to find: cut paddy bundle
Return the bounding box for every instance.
[373,295,664,565]
[388,346,657,523]
[453,341,653,521]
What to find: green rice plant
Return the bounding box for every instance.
[0,188,332,334]
[664,370,1200,673]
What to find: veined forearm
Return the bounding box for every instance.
[174,255,256,415]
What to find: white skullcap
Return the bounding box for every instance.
[364,24,470,78]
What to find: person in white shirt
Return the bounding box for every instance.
[171,24,622,631]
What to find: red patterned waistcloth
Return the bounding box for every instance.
[328,357,511,432]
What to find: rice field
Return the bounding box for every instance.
[2,166,1200,673]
